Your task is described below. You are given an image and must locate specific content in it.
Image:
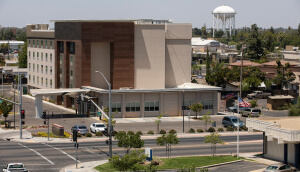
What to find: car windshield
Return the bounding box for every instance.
[252,110,260,112]
[9,164,24,168]
[266,165,278,170]
[78,126,87,129]
[96,124,105,127]
[231,119,243,123]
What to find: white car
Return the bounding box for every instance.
[90,123,106,133]
[3,163,29,172]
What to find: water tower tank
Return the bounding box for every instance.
[212,5,236,37]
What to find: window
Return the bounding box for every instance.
[45,53,48,61]
[28,51,30,59]
[50,41,52,48]
[126,102,140,112]
[37,76,39,85]
[60,82,62,88]
[110,102,121,112]
[41,65,43,73]
[50,79,52,88]
[60,54,63,61]
[33,76,35,84]
[37,64,39,73]
[33,52,35,60]
[70,55,73,62]
[29,75,31,83]
[59,42,64,53]
[145,101,159,111]
[46,66,48,74]
[50,66,52,75]
[28,40,30,47]
[41,53,43,61]
[41,40,43,48]
[37,40,39,48]
[37,52,39,60]
[70,70,73,76]
[33,40,35,47]
[50,54,52,62]
[69,42,75,54]
[182,101,195,110]
[45,40,48,48]
[46,78,48,87]
[29,63,31,71]
[33,64,35,72]
[70,84,73,88]
[60,68,62,74]
[41,77,43,86]
[201,100,213,110]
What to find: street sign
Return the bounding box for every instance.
[0,100,2,103]
[97,111,102,116]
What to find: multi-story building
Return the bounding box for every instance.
[27,24,55,91]
[28,20,221,118]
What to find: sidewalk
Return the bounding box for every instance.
[60,160,108,172]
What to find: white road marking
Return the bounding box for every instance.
[43,143,81,163]
[18,143,55,165]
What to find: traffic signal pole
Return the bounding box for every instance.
[19,73,22,139]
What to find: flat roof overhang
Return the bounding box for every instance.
[82,85,222,94]
[30,88,90,97]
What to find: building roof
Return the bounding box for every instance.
[229,60,262,67]
[30,88,89,97]
[261,60,298,67]
[191,37,219,46]
[49,19,173,24]
[0,40,24,45]
[213,5,236,14]
[268,95,294,100]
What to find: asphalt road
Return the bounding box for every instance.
[209,160,267,172]
[0,134,263,172]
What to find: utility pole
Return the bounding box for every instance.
[19,72,22,139]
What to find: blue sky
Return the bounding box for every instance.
[0,0,299,29]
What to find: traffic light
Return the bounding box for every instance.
[73,130,78,142]
[21,110,25,119]
[21,121,25,125]
[42,111,46,119]
[87,100,91,109]
[76,96,80,104]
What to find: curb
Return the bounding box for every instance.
[199,159,244,169]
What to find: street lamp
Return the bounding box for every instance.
[95,70,112,158]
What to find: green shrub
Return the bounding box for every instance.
[217,128,224,132]
[112,131,118,136]
[95,131,103,136]
[137,131,143,135]
[77,133,82,137]
[207,127,215,132]
[109,150,146,171]
[226,126,234,131]
[159,129,166,134]
[127,131,134,135]
[241,126,248,131]
[197,129,204,133]
[188,128,195,133]
[234,127,242,131]
[85,132,92,137]
[148,130,154,134]
[169,129,177,134]
[0,120,4,125]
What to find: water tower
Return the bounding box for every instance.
[212,5,236,37]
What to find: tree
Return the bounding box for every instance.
[242,77,262,91]
[115,131,144,154]
[110,150,146,172]
[298,23,300,36]
[200,111,213,131]
[215,30,224,38]
[0,96,13,128]
[189,103,203,119]
[206,62,228,88]
[18,41,27,68]
[288,97,300,116]
[245,24,264,60]
[263,31,276,52]
[204,132,224,156]
[155,113,164,134]
[273,60,295,89]
[249,100,258,108]
[270,26,275,34]
[156,133,179,158]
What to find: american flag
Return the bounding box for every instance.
[238,96,251,107]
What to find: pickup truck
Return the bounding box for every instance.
[247,91,271,99]
[2,163,29,172]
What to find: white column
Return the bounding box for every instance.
[229,14,232,36]
[159,93,164,115]
[35,95,43,118]
[213,14,215,37]
[141,93,145,118]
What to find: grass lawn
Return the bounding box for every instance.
[94,155,242,172]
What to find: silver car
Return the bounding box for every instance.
[241,108,261,117]
[71,125,89,135]
[263,163,296,172]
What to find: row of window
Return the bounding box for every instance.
[28,63,52,75]
[28,51,53,62]
[106,100,213,113]
[29,75,52,88]
[28,39,53,49]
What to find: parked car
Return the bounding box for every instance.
[222,116,245,128]
[71,125,89,135]
[247,91,271,99]
[222,93,238,100]
[241,108,261,117]
[263,163,296,172]
[90,123,106,133]
[228,105,250,113]
[3,163,29,172]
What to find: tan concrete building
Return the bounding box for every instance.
[28,19,222,117]
[247,117,300,169]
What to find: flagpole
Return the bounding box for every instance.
[237,94,240,159]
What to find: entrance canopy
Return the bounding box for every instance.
[31,88,90,118]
